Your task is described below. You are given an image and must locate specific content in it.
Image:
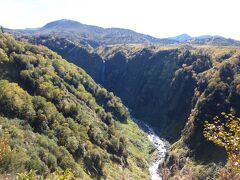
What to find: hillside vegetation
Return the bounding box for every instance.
[0,33,155,179]
[27,35,240,178]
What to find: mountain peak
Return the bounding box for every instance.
[43,19,82,29]
[169,33,192,42]
[179,33,191,37]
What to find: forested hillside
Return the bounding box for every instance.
[27,35,240,178]
[27,35,104,83]
[0,33,155,179]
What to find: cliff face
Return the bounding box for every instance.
[109,47,240,164]
[103,46,240,177]
[103,49,195,142]
[27,36,240,165]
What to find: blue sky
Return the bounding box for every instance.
[0,0,239,39]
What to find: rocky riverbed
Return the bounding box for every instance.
[133,119,168,180]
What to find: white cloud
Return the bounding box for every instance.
[0,0,239,39]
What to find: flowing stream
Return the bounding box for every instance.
[133,119,168,180]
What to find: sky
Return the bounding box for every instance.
[0,0,239,40]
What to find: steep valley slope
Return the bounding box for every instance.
[28,35,240,178]
[0,33,157,179]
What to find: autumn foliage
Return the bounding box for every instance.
[0,139,9,161]
[204,112,240,178]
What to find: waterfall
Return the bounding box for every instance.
[101,61,105,83]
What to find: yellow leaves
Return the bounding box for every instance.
[0,80,35,119]
[0,48,9,63]
[38,81,56,99]
[17,170,37,180]
[52,169,75,180]
[204,113,240,171]
[17,169,76,180]
[0,139,10,161]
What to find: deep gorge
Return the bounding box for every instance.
[26,35,240,178]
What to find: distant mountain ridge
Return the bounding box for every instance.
[5,19,240,47]
[168,33,240,46]
[168,33,192,42]
[8,19,174,46]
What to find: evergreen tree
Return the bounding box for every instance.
[0,26,4,33]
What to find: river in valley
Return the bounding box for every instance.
[133,119,168,180]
